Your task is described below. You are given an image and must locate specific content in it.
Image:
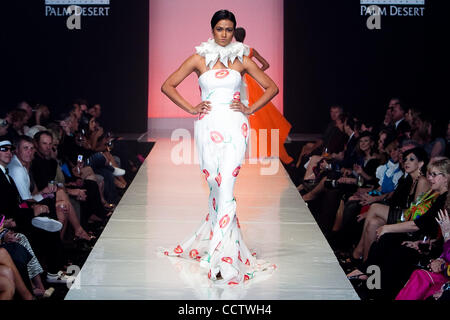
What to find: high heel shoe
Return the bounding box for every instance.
[103,203,116,211]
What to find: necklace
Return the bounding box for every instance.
[195,38,250,69]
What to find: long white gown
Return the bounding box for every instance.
[161,39,276,287]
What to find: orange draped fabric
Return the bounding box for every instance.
[245,50,293,164]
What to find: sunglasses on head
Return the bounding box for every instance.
[0,146,15,152]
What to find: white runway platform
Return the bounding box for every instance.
[65,137,359,300]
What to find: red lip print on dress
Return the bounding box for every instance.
[219,214,230,228]
[189,249,199,259]
[215,173,222,187]
[203,169,209,181]
[241,123,248,138]
[222,257,233,264]
[232,166,241,177]
[233,91,240,101]
[215,69,229,79]
[174,245,183,254]
[213,198,216,211]
[210,131,224,143]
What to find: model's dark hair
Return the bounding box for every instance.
[234,27,246,42]
[211,10,236,29]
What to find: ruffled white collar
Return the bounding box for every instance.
[195,38,250,69]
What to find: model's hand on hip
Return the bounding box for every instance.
[230,100,251,115]
[192,101,211,115]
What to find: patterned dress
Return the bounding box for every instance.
[162,45,276,286]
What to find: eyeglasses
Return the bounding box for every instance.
[0,146,14,152]
[427,171,444,178]
[0,119,8,126]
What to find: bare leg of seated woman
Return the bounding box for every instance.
[352,203,390,261]
[0,266,15,300]
[0,248,33,300]
[303,155,322,181]
[56,190,94,241]
[332,199,345,232]
[302,176,327,202]
[296,142,315,168]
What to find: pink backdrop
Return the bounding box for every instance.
[148,0,283,118]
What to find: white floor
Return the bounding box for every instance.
[65,138,359,300]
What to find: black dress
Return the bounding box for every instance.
[361,192,448,300]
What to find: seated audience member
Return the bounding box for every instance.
[377,129,395,163]
[332,140,403,235]
[377,99,396,134]
[33,104,51,127]
[339,116,359,169]
[295,105,344,169]
[351,147,430,261]
[88,103,102,120]
[0,247,33,300]
[390,97,411,141]
[396,208,450,300]
[0,137,61,233]
[298,114,349,200]
[335,131,381,189]
[332,139,421,250]
[0,138,71,285]
[446,121,450,159]
[30,131,94,241]
[425,118,448,158]
[405,107,421,134]
[347,157,449,299]
[0,118,9,138]
[58,112,124,205]
[6,109,28,142]
[17,101,34,128]
[1,216,51,298]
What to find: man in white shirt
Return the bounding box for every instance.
[8,135,56,203]
[1,137,61,232]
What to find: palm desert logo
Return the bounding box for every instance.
[45,0,111,29]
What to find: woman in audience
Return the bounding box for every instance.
[351,147,430,261]
[336,131,380,189]
[347,157,449,299]
[6,109,28,141]
[425,118,448,158]
[332,140,403,235]
[0,248,33,300]
[396,208,450,300]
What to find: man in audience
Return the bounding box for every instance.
[17,101,34,127]
[296,105,344,168]
[0,137,71,284]
[390,98,411,141]
[0,118,9,138]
